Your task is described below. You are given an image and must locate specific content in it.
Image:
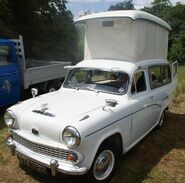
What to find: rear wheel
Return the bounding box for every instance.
[87,142,119,183]
[47,87,56,93]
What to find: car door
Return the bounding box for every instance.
[0,40,21,106]
[129,69,154,144]
[148,64,173,127]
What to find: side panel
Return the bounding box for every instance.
[130,93,153,143]
[24,61,70,89]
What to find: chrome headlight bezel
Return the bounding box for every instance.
[62,126,81,148]
[4,110,16,128]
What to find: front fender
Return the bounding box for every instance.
[78,128,125,169]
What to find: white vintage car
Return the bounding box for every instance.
[5,11,177,183]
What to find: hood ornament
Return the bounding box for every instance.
[41,103,49,113]
[32,103,55,117]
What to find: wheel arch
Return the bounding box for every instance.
[91,130,124,164]
[87,131,123,182]
[101,133,123,155]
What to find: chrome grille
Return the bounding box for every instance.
[13,133,78,163]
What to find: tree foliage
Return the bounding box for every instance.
[108,0,134,11]
[142,0,171,17]
[0,0,80,62]
[169,27,185,65]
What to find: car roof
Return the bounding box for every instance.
[75,10,171,31]
[70,59,168,74]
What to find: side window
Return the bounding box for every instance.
[131,71,146,94]
[162,65,171,84]
[148,65,171,89]
[0,46,12,66]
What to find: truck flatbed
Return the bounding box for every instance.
[24,60,69,89]
[13,36,70,89]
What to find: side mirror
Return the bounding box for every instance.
[31,88,38,98]
[105,99,118,107]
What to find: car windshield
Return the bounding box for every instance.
[63,68,129,95]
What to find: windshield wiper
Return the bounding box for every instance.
[65,84,79,90]
[80,86,99,93]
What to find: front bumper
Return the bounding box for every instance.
[5,137,88,176]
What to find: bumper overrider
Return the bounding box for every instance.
[5,132,88,176]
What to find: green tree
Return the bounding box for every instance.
[0,0,13,35]
[162,3,185,39]
[108,0,134,11]
[0,0,79,62]
[169,28,185,64]
[142,0,171,17]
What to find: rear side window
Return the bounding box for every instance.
[131,71,146,94]
[148,65,171,89]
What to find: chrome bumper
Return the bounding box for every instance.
[5,139,88,176]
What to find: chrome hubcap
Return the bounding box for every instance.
[93,150,115,180]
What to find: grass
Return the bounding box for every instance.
[176,65,185,96]
[0,113,7,166]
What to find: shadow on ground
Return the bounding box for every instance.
[7,111,185,183]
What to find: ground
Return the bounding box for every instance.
[0,95,185,183]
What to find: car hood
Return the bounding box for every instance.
[15,89,111,142]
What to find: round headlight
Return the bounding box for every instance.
[4,110,16,127]
[62,126,81,148]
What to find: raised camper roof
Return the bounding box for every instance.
[75,10,171,30]
[75,10,171,63]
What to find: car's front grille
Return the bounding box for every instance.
[13,133,78,163]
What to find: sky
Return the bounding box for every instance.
[66,0,185,17]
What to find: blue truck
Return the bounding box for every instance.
[0,36,70,106]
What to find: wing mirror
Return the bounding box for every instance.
[31,88,38,98]
[105,99,118,107]
[103,99,118,111]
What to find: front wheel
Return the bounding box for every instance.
[87,142,119,183]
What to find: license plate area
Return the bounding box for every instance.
[17,153,48,175]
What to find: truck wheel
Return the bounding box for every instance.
[87,142,119,183]
[46,82,59,93]
[48,87,56,93]
[156,110,165,128]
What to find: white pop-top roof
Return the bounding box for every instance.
[75,10,171,30]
